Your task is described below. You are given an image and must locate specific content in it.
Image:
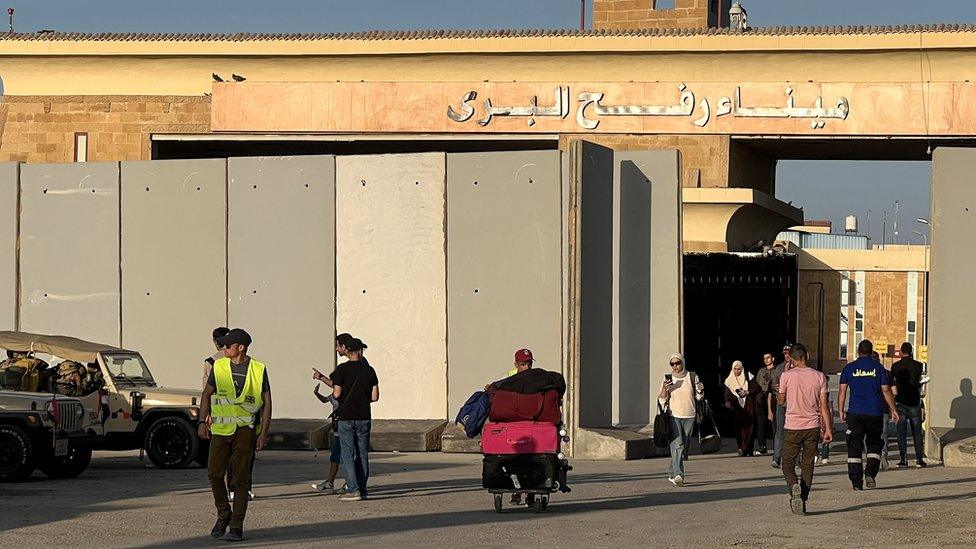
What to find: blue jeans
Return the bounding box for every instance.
[896,404,924,463]
[669,416,696,478]
[338,420,371,495]
[773,405,786,462]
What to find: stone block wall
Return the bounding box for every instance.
[0,96,211,163]
[593,0,721,31]
[560,133,731,188]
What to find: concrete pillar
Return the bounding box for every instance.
[928,148,976,458]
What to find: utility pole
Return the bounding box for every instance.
[580,0,585,30]
[893,200,900,244]
[7,7,13,33]
[882,210,887,249]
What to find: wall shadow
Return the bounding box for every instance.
[950,378,976,429]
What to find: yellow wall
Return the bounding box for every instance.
[3,32,976,96]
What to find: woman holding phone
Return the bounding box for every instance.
[723,360,760,457]
[658,353,705,487]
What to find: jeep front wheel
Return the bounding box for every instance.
[39,445,92,479]
[0,424,35,482]
[144,416,198,469]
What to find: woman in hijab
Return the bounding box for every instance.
[724,360,760,457]
[658,353,705,487]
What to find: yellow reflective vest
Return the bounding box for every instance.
[210,357,266,436]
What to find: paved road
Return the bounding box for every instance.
[1,448,974,548]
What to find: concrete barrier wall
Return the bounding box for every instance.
[613,152,683,427]
[578,142,616,428]
[19,162,121,346]
[335,153,448,420]
[446,151,562,417]
[0,163,16,330]
[227,155,336,418]
[929,148,976,447]
[121,159,227,389]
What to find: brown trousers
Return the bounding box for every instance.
[208,426,256,529]
[781,427,819,501]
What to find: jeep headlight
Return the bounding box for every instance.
[77,406,85,419]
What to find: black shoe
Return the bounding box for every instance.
[853,484,863,491]
[866,476,877,489]
[226,528,243,542]
[896,461,909,468]
[916,460,928,468]
[211,518,230,539]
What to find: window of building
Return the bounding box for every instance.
[74,132,88,162]
[655,0,676,9]
[840,271,851,358]
[907,272,918,349]
[854,271,865,345]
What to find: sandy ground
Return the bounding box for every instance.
[1,446,974,548]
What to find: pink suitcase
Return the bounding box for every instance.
[481,421,559,455]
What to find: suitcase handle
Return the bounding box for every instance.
[508,437,531,445]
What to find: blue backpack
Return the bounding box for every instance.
[455,391,491,438]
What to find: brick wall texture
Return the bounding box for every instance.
[560,133,731,188]
[593,0,716,31]
[798,269,927,372]
[0,96,212,163]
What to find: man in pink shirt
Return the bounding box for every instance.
[777,343,834,515]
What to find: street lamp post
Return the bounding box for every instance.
[916,218,930,346]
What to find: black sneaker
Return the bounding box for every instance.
[210,518,230,539]
[865,476,877,489]
[896,461,909,468]
[916,460,928,468]
[853,484,863,491]
[226,528,243,542]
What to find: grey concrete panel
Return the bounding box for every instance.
[0,163,16,330]
[446,151,562,417]
[614,152,682,426]
[19,162,120,345]
[228,155,335,419]
[336,153,447,420]
[578,142,615,428]
[121,159,226,388]
[929,148,976,444]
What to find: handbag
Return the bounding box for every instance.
[653,401,673,449]
[697,398,722,454]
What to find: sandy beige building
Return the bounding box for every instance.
[1,1,974,459]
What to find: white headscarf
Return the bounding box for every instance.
[669,353,688,378]
[724,360,750,408]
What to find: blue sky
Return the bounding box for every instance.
[9,0,971,241]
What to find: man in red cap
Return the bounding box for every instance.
[510,348,534,376]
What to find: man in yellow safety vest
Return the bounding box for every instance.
[198,328,272,542]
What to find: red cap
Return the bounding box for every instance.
[515,348,534,363]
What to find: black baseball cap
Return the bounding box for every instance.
[216,328,252,347]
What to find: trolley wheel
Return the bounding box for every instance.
[540,495,549,512]
[532,494,544,513]
[493,493,503,513]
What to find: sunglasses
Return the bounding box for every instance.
[670,361,683,366]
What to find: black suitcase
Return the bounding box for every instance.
[482,454,568,491]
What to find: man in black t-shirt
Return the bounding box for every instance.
[891,342,926,467]
[331,337,379,501]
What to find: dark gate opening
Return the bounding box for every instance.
[683,252,798,419]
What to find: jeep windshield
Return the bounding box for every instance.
[102,353,156,387]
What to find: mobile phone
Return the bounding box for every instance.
[665,374,673,384]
